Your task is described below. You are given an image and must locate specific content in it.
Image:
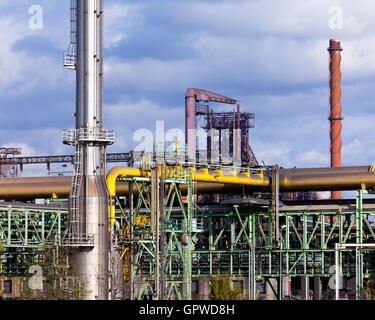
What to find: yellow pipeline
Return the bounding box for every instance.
[106,166,271,228]
[107,166,270,199]
[107,167,151,230]
[192,167,270,187]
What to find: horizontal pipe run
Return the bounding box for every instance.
[8,168,372,185]
[115,182,259,196]
[0,182,70,200]
[0,165,375,200]
[193,169,270,188]
[279,172,375,192]
[0,176,71,184]
[0,180,258,200]
[279,166,372,176]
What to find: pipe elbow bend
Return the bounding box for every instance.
[107,167,143,196]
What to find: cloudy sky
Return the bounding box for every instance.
[2,0,375,186]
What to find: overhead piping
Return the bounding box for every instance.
[1,165,375,201]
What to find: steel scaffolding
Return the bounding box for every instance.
[1,183,375,299]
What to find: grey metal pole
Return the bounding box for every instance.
[159,171,166,300]
[279,241,282,300]
[356,247,363,300]
[151,168,160,300]
[335,243,375,300]
[356,247,359,300]
[253,246,256,299]
[248,250,250,300]
[183,175,192,300]
[275,166,279,243]
[129,181,135,300]
[335,243,340,300]
[249,245,256,300]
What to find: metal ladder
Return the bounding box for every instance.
[64,0,77,70]
[68,143,83,242]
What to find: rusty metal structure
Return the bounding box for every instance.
[328,39,343,200]
[282,191,320,201]
[185,88,257,165]
[185,88,237,162]
[202,108,258,166]
[0,148,21,178]
[0,165,375,200]
[62,0,115,300]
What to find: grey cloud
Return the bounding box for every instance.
[2,0,375,184]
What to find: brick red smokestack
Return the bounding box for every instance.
[328,39,343,200]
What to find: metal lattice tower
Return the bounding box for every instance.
[63,0,78,70]
[200,109,258,165]
[0,148,21,178]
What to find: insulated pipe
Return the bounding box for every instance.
[2,165,375,200]
[106,166,270,198]
[0,182,71,200]
[106,167,150,197]
[279,172,375,192]
[106,166,270,228]
[116,182,258,196]
[107,167,150,228]
[192,168,270,187]
[2,165,375,199]
[328,39,343,200]
[103,166,375,197]
[185,88,237,162]
[0,176,72,184]
[5,168,349,187]
[279,166,372,176]
[106,166,268,228]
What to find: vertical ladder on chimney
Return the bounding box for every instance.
[69,142,83,243]
[63,0,78,70]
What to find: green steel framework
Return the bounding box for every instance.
[112,170,375,299]
[1,173,375,299]
[0,206,68,276]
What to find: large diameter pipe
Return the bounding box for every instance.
[279,172,375,192]
[0,176,71,184]
[194,169,270,187]
[94,166,375,194]
[0,166,374,184]
[2,166,375,200]
[328,39,344,200]
[116,182,259,196]
[106,166,271,199]
[279,166,372,176]
[0,180,258,200]
[0,182,70,200]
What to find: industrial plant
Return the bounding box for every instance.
[1,0,375,301]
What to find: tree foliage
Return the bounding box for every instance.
[209,275,243,300]
[360,275,375,300]
[20,245,84,300]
